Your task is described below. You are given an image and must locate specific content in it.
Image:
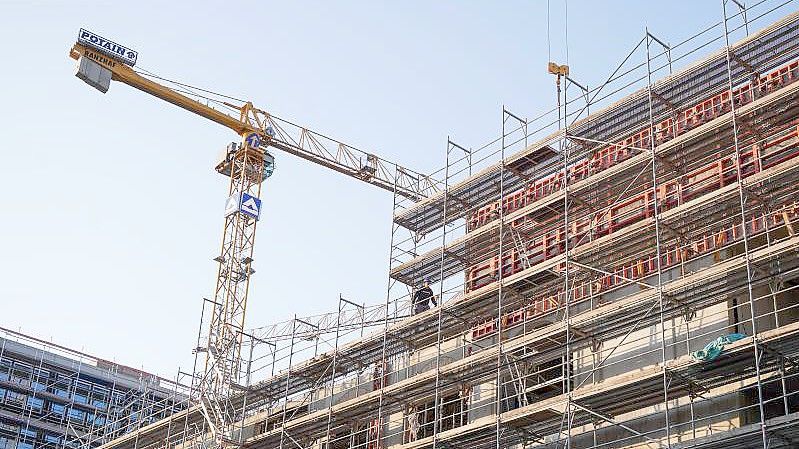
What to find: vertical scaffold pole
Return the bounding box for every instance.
[645,28,673,448]
[562,71,574,449]
[278,316,297,449]
[377,171,400,448]
[432,138,452,445]
[721,2,768,447]
[495,108,508,449]
[323,295,345,448]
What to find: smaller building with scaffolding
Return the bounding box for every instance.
[0,327,189,449]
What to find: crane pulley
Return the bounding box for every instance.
[69,28,438,447]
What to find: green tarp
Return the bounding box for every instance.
[691,333,747,362]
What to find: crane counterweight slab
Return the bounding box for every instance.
[75,55,111,93]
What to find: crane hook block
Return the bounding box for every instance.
[547,62,569,76]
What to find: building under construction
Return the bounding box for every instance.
[85,2,799,449]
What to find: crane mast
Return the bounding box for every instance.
[69,29,438,447]
[201,138,270,444]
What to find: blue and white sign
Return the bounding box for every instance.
[244,133,261,149]
[78,28,138,66]
[240,193,262,220]
[224,192,262,220]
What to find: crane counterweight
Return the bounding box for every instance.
[74,55,111,93]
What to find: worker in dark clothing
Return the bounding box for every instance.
[413,278,437,314]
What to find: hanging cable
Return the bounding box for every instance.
[564,0,570,65]
[135,66,248,104]
[129,67,248,119]
[547,0,552,62]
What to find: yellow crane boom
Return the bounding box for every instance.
[69,42,440,200]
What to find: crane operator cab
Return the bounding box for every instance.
[216,134,276,182]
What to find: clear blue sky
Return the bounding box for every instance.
[0,1,790,379]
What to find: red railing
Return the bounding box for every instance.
[470,200,799,340]
[465,125,799,292]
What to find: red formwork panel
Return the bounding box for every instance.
[734,83,754,105]
[545,227,566,259]
[681,159,727,203]
[739,145,762,177]
[571,158,592,182]
[366,417,381,449]
[466,249,524,291]
[660,182,681,210]
[761,125,799,169]
[606,190,657,233]
[466,257,496,291]
[620,127,651,153]
[503,189,527,215]
[468,203,499,231]
[681,90,732,131]
[471,319,497,340]
[501,309,525,328]
[595,142,632,170]
[758,60,799,93]
[529,294,560,316]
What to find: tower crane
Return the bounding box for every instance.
[68,29,439,447]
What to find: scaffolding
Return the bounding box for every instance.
[92,1,799,448]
